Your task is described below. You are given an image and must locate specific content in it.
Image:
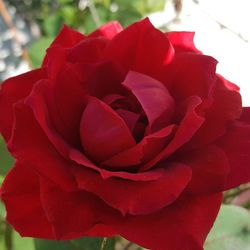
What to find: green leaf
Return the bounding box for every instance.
[115,0,165,17]
[0,199,5,218]
[205,205,250,250]
[0,135,14,176]
[103,237,116,250]
[73,237,115,250]
[0,175,4,185]
[35,239,76,250]
[35,237,116,250]
[28,37,54,68]
[102,0,111,8]
[73,237,103,249]
[58,0,74,4]
[59,6,78,26]
[13,231,34,250]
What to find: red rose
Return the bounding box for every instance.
[1,18,250,250]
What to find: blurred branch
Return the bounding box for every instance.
[87,0,101,27]
[124,242,133,250]
[0,0,32,68]
[173,0,183,17]
[100,237,107,250]
[4,224,13,250]
[224,183,250,204]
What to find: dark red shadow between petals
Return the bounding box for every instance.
[122,71,175,133]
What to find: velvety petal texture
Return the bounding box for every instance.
[1,18,250,250]
[1,163,54,239]
[0,68,47,140]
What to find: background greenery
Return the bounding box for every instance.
[8,0,166,67]
[1,0,250,249]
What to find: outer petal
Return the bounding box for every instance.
[89,21,123,39]
[186,76,242,149]
[72,163,192,216]
[166,31,200,53]
[0,68,47,141]
[0,163,54,239]
[45,46,68,80]
[26,80,73,157]
[39,178,120,239]
[27,66,86,150]
[122,71,175,132]
[101,18,174,76]
[165,53,217,100]
[110,193,223,250]
[80,97,136,162]
[8,102,76,191]
[42,25,84,66]
[178,145,230,194]
[240,107,250,123]
[68,37,108,63]
[216,121,250,189]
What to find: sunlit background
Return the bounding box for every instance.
[1,1,250,250]
[1,0,249,105]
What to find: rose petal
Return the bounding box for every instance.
[72,162,191,216]
[27,66,86,149]
[166,31,200,53]
[39,177,120,239]
[102,94,124,105]
[80,97,136,162]
[69,148,165,181]
[0,163,54,239]
[141,96,204,171]
[83,224,116,238]
[0,68,47,141]
[8,102,76,191]
[109,193,222,250]
[89,21,123,39]
[217,121,250,189]
[42,25,84,66]
[179,145,230,194]
[45,46,67,80]
[84,61,127,99]
[101,18,174,75]
[102,124,176,169]
[185,75,242,149]
[115,109,140,132]
[122,71,175,132]
[68,37,108,63]
[165,53,217,100]
[25,80,71,157]
[240,107,250,123]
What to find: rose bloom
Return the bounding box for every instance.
[0,18,250,250]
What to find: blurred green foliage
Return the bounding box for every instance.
[0,135,14,176]
[205,205,250,250]
[8,0,166,33]
[35,237,116,250]
[6,0,166,67]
